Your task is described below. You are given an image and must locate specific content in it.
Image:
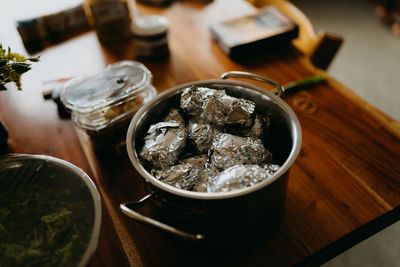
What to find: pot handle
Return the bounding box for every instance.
[220,71,285,97]
[120,194,205,242]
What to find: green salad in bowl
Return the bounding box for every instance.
[0,154,101,267]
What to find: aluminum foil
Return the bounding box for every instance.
[179,155,208,169]
[139,86,277,193]
[207,164,277,192]
[247,114,269,138]
[152,155,208,190]
[230,114,270,138]
[151,162,202,190]
[209,133,272,170]
[263,163,281,175]
[180,86,226,117]
[185,86,256,128]
[193,162,220,192]
[187,119,221,153]
[164,108,185,126]
[139,121,187,169]
[225,97,255,128]
[200,94,227,126]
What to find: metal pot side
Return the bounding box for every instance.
[125,78,302,244]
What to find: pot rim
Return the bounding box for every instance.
[126,79,302,200]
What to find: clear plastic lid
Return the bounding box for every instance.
[61,61,152,114]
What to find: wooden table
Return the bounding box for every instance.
[1,0,400,266]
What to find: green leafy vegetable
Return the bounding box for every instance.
[0,44,40,90]
[0,183,93,267]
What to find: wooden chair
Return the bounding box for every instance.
[247,0,343,70]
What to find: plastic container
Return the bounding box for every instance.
[61,61,156,154]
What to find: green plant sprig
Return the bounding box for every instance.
[0,44,40,90]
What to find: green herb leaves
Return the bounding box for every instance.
[0,44,39,90]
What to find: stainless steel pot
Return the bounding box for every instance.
[121,71,302,245]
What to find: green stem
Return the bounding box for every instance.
[275,75,327,95]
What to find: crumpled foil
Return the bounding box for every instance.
[209,133,271,170]
[139,121,187,169]
[179,155,208,169]
[225,97,255,128]
[247,114,269,138]
[180,86,225,117]
[193,162,220,192]
[187,119,221,153]
[139,86,277,193]
[164,108,185,126]
[207,164,278,192]
[262,163,281,175]
[152,162,202,190]
[182,86,256,128]
[230,114,270,139]
[200,94,227,126]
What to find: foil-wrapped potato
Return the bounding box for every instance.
[206,164,279,193]
[180,86,225,117]
[139,122,187,169]
[139,86,279,193]
[152,162,202,190]
[209,133,271,170]
[187,119,221,153]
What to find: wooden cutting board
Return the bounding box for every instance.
[1,0,399,266]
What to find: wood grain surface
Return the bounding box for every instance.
[1,0,400,266]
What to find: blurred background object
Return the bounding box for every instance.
[248,0,343,70]
[16,4,90,54]
[84,0,133,43]
[292,0,400,123]
[374,0,400,36]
